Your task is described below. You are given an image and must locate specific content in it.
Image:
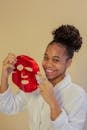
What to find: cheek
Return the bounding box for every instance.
[60,63,67,71]
[55,62,65,70]
[42,61,45,68]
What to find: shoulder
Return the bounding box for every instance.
[69,83,87,98]
[63,75,87,98]
[62,82,87,106]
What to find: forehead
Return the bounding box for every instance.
[45,43,67,57]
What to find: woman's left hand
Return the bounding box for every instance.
[36,73,57,107]
[36,72,62,120]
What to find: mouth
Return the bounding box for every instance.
[45,68,54,72]
[45,68,55,76]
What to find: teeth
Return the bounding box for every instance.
[46,69,53,72]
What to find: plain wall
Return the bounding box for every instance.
[0,0,87,130]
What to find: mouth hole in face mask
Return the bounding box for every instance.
[21,80,29,85]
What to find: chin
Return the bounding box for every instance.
[46,76,54,81]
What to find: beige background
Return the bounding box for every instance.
[0,0,87,130]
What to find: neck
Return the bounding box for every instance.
[49,74,65,86]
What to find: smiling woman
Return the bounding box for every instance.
[0,0,87,130]
[42,25,82,86]
[0,24,87,130]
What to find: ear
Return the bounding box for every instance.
[66,58,72,68]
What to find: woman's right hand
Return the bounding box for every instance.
[0,53,16,93]
[2,53,17,78]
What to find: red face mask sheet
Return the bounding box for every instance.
[12,55,39,93]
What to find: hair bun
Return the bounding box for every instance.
[52,25,82,52]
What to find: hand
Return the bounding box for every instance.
[2,53,17,78]
[0,53,17,93]
[37,72,57,107]
[36,73,62,120]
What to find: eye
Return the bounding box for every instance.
[53,58,60,63]
[43,56,49,61]
[17,64,23,71]
[25,67,33,72]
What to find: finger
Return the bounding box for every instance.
[3,53,17,65]
[8,53,16,63]
[36,73,47,85]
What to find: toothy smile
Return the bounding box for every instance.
[45,69,54,73]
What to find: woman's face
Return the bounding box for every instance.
[42,43,72,85]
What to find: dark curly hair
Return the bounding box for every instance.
[49,25,82,58]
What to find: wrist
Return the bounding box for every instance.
[0,76,8,93]
[50,101,61,113]
[50,100,62,120]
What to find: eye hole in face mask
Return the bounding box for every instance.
[17,64,23,71]
[25,67,33,72]
[17,64,33,72]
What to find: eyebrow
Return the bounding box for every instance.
[44,53,60,59]
[53,56,60,59]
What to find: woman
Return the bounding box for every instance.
[0,24,87,130]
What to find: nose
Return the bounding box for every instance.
[45,59,53,67]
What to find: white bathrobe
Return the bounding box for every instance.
[0,75,87,130]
